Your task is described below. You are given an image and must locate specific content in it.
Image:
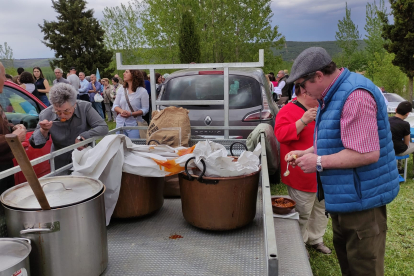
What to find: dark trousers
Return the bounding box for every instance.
[78,94,90,102]
[331,206,387,276]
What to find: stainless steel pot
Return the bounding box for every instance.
[0,238,31,276]
[1,176,108,276]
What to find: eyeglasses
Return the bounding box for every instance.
[295,73,315,90]
[52,104,75,115]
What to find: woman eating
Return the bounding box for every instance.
[29,83,108,169]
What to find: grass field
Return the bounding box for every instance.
[271,168,414,275]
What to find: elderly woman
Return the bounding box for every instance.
[274,85,331,255]
[112,70,149,138]
[29,83,109,169]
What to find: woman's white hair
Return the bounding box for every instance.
[49,83,78,107]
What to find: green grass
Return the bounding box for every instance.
[270,160,414,275]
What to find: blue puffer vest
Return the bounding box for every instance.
[315,69,399,213]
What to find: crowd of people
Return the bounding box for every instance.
[5,66,171,137]
[0,44,406,275]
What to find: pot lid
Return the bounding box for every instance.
[1,176,104,210]
[0,238,31,271]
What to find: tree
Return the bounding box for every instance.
[0,42,14,69]
[380,0,414,101]
[101,1,145,65]
[39,0,112,77]
[363,0,388,81]
[178,11,201,63]
[103,0,284,70]
[335,3,361,70]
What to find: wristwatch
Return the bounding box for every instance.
[316,156,323,172]
[76,135,84,141]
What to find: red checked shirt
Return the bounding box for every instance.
[317,69,380,153]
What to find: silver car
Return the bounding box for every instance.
[156,68,278,139]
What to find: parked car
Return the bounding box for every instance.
[384,92,410,114]
[1,81,52,184]
[156,68,276,139]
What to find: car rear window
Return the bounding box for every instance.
[384,93,406,102]
[162,75,262,109]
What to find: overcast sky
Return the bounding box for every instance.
[0,0,391,59]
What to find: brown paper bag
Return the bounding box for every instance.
[147,107,191,147]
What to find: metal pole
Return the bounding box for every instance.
[224,67,229,139]
[150,68,156,114]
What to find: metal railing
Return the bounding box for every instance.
[115,49,264,139]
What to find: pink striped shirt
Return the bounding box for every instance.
[319,69,380,154]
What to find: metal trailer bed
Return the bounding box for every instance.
[0,133,312,276]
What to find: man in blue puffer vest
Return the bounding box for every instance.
[285,47,399,276]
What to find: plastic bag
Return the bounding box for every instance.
[192,140,261,178]
[94,93,104,102]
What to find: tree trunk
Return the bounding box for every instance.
[409,76,413,103]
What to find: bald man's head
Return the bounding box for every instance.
[0,62,5,93]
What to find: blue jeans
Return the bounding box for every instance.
[92,102,104,119]
[116,123,140,139]
[38,95,50,107]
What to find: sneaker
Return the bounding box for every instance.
[311,242,332,255]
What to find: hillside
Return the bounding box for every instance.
[272,40,366,61]
[2,40,365,68]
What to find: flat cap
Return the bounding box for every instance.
[286,47,332,83]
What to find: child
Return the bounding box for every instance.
[389,101,414,156]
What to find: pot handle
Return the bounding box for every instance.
[147,139,160,145]
[42,181,72,190]
[20,221,60,235]
[229,142,247,156]
[184,157,206,181]
[20,228,52,235]
[13,238,31,245]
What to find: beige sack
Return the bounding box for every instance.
[147,106,191,147]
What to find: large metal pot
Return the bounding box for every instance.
[0,238,31,276]
[1,176,108,276]
[112,172,164,218]
[179,158,261,231]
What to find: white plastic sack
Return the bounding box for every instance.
[94,93,104,102]
[71,134,196,225]
[192,140,261,178]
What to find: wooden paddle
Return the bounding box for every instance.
[5,134,51,210]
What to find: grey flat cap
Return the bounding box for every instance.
[286,47,332,83]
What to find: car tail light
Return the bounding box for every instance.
[199,71,224,75]
[242,110,273,122]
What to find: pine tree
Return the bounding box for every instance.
[39,0,112,77]
[178,11,201,64]
[380,0,414,101]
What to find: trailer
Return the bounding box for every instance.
[0,51,313,275]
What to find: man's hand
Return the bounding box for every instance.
[12,126,27,142]
[75,136,86,151]
[302,107,317,125]
[296,153,318,173]
[285,150,306,167]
